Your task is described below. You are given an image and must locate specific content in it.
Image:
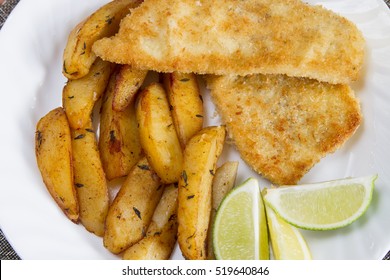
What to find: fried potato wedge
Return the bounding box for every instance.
[35,107,79,223]
[136,83,183,184]
[163,72,203,147]
[122,184,178,260]
[207,161,239,259]
[63,0,142,79]
[113,65,148,111]
[71,119,109,236]
[99,67,142,180]
[104,157,164,254]
[177,126,226,260]
[211,161,239,212]
[63,58,114,129]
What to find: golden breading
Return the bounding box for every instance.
[206,74,362,185]
[92,0,365,84]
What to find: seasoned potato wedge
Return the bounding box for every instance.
[207,161,239,259]
[63,58,114,129]
[113,65,148,111]
[71,119,109,236]
[63,0,142,79]
[35,107,79,223]
[122,184,178,260]
[104,157,164,254]
[177,126,226,260]
[99,67,142,180]
[163,72,203,147]
[211,161,239,212]
[136,83,183,184]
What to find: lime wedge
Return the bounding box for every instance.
[263,175,377,231]
[265,205,311,260]
[212,178,269,260]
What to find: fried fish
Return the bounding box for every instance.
[206,74,362,185]
[92,0,365,84]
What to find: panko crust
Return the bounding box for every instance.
[93,0,365,84]
[207,74,362,185]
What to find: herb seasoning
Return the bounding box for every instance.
[74,134,85,140]
[133,207,142,220]
[181,170,188,187]
[36,130,43,148]
[137,164,150,171]
[109,130,116,142]
[63,61,68,74]
[105,16,114,25]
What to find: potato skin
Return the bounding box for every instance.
[35,107,79,223]
[122,184,178,260]
[63,58,114,130]
[163,72,203,147]
[136,83,183,184]
[104,157,164,254]
[99,67,143,180]
[71,119,109,236]
[177,126,226,260]
[63,0,142,79]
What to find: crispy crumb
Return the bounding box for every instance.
[92,0,365,84]
[206,74,362,185]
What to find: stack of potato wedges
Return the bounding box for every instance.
[35,0,241,260]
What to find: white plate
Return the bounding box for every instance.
[0,0,390,260]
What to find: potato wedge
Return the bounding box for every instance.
[177,126,226,260]
[35,107,79,223]
[136,83,183,184]
[104,157,164,254]
[113,65,148,111]
[207,161,239,259]
[99,67,142,180]
[122,184,178,260]
[211,161,239,213]
[71,119,109,236]
[163,72,203,147]
[63,58,113,129]
[63,0,142,79]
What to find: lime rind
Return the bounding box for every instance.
[263,175,378,231]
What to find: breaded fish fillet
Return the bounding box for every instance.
[206,75,362,185]
[93,0,365,84]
